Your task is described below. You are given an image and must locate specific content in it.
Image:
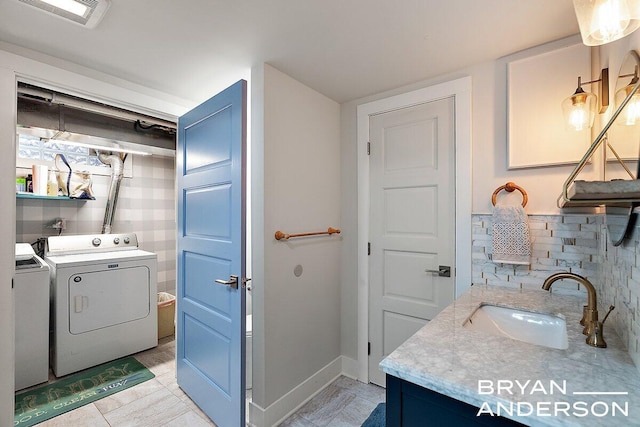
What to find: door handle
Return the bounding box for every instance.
[425,266,451,277]
[215,275,239,290]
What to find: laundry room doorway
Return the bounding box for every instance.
[5,64,253,425]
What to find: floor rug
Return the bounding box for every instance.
[14,356,155,427]
[362,402,386,427]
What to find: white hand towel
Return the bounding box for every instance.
[491,205,531,265]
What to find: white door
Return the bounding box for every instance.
[368,97,456,386]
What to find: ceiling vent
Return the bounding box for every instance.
[17,0,111,28]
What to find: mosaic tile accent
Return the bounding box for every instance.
[600,220,640,370]
[16,155,176,294]
[472,214,599,293]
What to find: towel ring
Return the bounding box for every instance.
[492,182,528,207]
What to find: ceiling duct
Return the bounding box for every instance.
[98,152,124,234]
[17,83,176,157]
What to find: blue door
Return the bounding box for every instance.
[176,80,247,427]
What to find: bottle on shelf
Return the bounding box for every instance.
[47,170,58,196]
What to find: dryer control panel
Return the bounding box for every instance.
[47,233,139,256]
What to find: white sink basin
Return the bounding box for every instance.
[463,304,568,350]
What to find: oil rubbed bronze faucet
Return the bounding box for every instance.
[542,272,615,348]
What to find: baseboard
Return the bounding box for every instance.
[340,355,358,380]
[248,356,344,427]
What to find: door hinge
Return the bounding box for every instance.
[367,141,370,155]
[367,242,371,255]
[368,342,371,355]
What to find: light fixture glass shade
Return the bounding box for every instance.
[562,89,597,131]
[573,0,640,46]
[615,82,640,125]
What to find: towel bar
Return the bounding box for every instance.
[492,182,528,207]
[275,227,341,241]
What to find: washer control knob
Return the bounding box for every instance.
[113,237,120,244]
[92,238,101,247]
[124,237,131,244]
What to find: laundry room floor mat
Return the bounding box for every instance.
[14,356,155,427]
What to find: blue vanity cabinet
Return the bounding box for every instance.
[386,375,525,427]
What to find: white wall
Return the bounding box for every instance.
[339,36,604,362]
[251,64,342,423]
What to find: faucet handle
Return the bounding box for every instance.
[586,305,615,348]
[602,305,615,324]
[579,304,587,326]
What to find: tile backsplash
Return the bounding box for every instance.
[472,214,600,291]
[16,155,176,294]
[600,219,640,370]
[473,213,639,371]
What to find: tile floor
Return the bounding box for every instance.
[18,336,385,427]
[278,376,385,427]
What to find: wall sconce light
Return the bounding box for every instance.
[615,66,640,125]
[573,0,640,46]
[562,68,610,131]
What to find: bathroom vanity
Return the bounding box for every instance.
[380,285,640,426]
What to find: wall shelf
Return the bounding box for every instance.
[16,192,88,201]
[559,180,640,208]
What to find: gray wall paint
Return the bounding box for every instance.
[16,155,176,294]
[252,64,342,409]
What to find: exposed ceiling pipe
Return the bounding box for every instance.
[17,84,177,130]
[98,151,126,234]
[17,84,177,157]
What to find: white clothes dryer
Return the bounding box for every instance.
[45,233,157,377]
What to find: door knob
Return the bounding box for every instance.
[215,275,239,290]
[425,266,451,277]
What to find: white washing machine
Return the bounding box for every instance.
[45,233,157,377]
[14,243,50,390]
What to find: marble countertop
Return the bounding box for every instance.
[380,285,640,426]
